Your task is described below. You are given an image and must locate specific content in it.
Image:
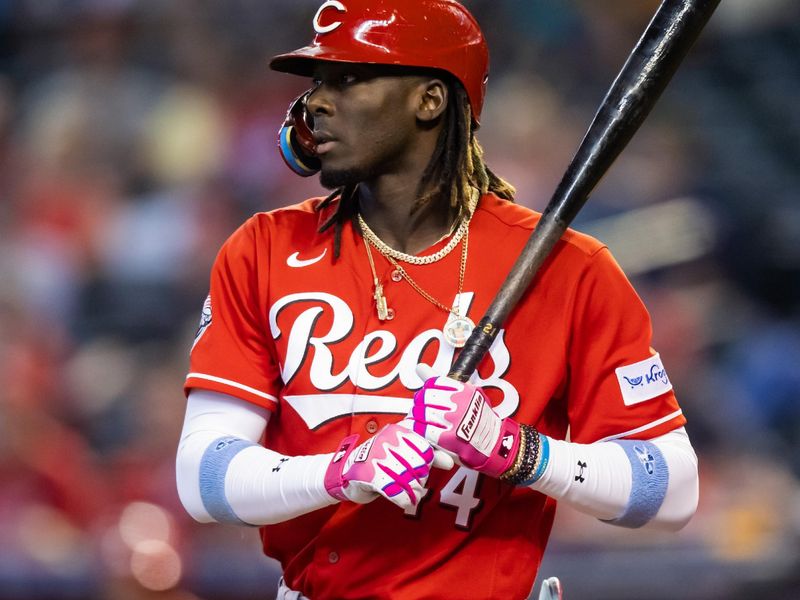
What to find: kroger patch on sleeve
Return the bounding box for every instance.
[614,353,673,406]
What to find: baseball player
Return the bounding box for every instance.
[176,1,699,598]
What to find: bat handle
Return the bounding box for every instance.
[448,215,569,382]
[449,317,498,382]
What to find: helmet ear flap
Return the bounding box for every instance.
[278,90,321,177]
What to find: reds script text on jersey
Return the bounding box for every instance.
[186,194,685,599]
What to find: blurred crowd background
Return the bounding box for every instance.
[1,0,799,599]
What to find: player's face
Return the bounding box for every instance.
[306,63,430,189]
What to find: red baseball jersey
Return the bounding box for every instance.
[186,193,685,599]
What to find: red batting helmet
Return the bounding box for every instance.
[269,0,490,124]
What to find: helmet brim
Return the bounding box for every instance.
[270,46,419,78]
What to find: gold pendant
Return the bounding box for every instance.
[443,313,475,348]
[374,282,389,320]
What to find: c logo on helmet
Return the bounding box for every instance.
[314,0,347,34]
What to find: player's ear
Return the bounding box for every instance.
[415,78,448,123]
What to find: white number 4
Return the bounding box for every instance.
[404,467,483,529]
[440,467,482,529]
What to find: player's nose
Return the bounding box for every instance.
[307,84,335,119]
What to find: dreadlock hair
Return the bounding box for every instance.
[316,74,516,258]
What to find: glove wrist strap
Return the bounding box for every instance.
[324,434,360,502]
[480,418,521,478]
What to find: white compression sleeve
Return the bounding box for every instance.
[176,390,336,526]
[529,427,698,531]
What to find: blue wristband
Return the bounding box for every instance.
[603,439,669,528]
[521,433,550,486]
[199,437,257,526]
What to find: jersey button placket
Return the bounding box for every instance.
[387,268,402,317]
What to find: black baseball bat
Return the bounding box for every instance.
[450,0,720,381]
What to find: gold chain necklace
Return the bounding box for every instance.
[356,187,479,266]
[358,213,468,265]
[360,221,475,348]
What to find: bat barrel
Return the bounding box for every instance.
[449,0,720,382]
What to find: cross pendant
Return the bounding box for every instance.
[374,282,389,320]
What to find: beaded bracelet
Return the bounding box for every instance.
[519,425,541,484]
[502,424,541,486]
[505,425,538,485]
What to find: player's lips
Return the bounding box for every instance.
[313,131,338,155]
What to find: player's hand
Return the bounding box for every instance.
[324,423,439,511]
[408,364,521,478]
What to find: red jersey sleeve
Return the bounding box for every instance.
[184,217,281,411]
[565,246,685,443]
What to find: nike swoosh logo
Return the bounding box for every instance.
[287,248,328,268]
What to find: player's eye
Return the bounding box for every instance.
[310,73,358,89]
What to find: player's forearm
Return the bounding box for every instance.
[176,390,336,526]
[177,429,336,525]
[528,428,698,531]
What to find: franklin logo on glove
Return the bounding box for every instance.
[354,437,374,463]
[458,392,484,442]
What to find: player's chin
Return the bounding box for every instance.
[319,164,363,190]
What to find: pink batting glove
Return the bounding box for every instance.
[409,364,521,478]
[324,423,437,511]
